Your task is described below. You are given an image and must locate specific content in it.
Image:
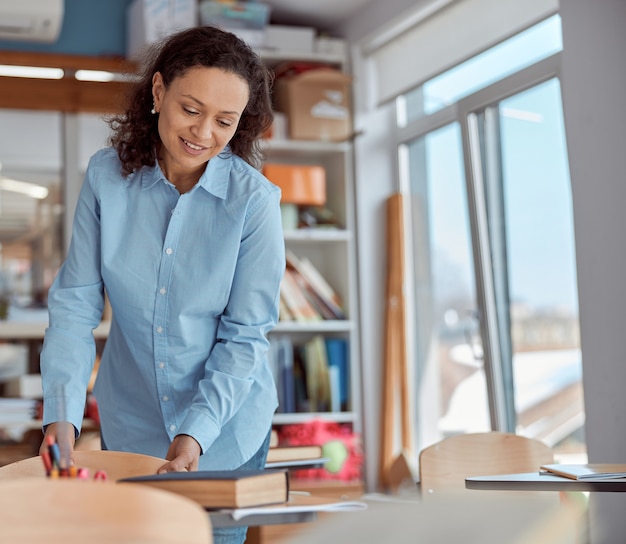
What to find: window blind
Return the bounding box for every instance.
[365,0,558,105]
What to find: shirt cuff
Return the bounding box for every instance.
[177,408,221,455]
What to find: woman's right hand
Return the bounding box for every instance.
[40,421,76,468]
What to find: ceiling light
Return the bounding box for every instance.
[0,177,49,199]
[0,64,64,79]
[75,69,115,82]
[75,70,138,83]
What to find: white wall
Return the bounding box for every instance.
[560,0,626,541]
[339,0,434,491]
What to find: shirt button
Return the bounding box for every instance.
[169,424,176,432]
[165,248,173,255]
[159,362,165,369]
[162,395,169,402]
[159,287,167,295]
[156,326,163,334]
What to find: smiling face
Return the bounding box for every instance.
[152,66,250,192]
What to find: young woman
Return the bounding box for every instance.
[39,26,284,544]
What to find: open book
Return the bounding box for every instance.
[119,468,289,509]
[540,463,626,480]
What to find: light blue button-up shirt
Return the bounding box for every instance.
[41,146,284,469]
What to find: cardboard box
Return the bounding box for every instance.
[265,25,315,54]
[263,163,326,206]
[274,69,352,142]
[126,0,198,60]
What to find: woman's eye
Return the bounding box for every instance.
[218,119,233,128]
[184,107,199,116]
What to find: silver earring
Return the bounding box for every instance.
[151,103,156,115]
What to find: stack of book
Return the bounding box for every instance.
[279,250,345,322]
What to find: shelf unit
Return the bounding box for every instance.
[259,51,362,439]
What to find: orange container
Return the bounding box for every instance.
[263,163,326,206]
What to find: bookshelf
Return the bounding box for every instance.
[259,49,362,468]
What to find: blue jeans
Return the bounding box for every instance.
[211,430,272,544]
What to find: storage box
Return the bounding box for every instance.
[265,25,315,54]
[274,68,352,142]
[126,0,198,60]
[199,1,270,29]
[263,163,326,206]
[199,1,271,49]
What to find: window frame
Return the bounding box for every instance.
[397,52,563,433]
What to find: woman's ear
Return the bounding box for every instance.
[151,72,164,113]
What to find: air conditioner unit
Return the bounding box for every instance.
[0,0,64,43]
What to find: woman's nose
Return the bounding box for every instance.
[193,117,214,141]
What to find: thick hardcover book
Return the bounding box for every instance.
[119,469,289,509]
[540,463,626,480]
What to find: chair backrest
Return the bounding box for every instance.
[418,431,554,496]
[0,449,166,481]
[0,478,212,543]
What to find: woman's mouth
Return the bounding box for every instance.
[182,138,205,151]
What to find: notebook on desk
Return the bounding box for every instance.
[539,463,626,480]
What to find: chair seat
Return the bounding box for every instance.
[0,478,212,543]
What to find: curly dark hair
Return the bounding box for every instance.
[108,26,274,175]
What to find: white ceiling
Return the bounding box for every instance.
[262,0,375,32]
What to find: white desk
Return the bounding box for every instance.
[466,472,626,492]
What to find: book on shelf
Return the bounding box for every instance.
[265,445,329,470]
[280,268,323,322]
[119,469,289,509]
[267,445,324,464]
[539,463,626,480]
[279,295,295,321]
[304,335,332,412]
[325,337,349,411]
[285,249,346,320]
[272,335,296,413]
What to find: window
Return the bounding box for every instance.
[0,110,111,317]
[398,16,585,460]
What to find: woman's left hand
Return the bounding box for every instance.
[158,434,201,473]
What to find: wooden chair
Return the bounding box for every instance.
[0,449,166,481]
[0,478,212,543]
[418,431,554,496]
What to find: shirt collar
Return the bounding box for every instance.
[140,148,232,199]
